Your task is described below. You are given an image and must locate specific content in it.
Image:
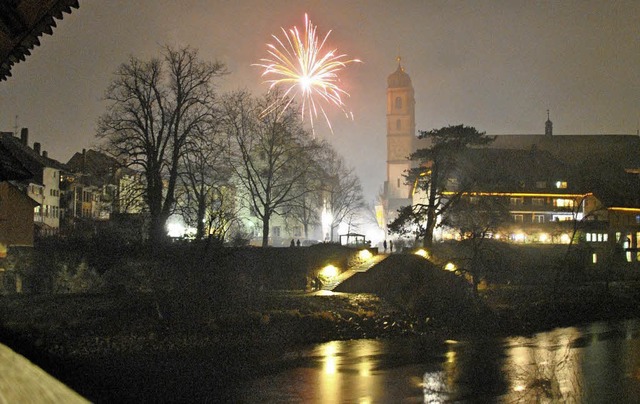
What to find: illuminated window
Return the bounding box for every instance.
[616,232,621,242]
[555,181,568,189]
[512,214,524,223]
[592,253,597,264]
[510,197,524,206]
[586,233,592,242]
[534,214,544,223]
[532,197,544,206]
[395,97,402,109]
[554,198,575,208]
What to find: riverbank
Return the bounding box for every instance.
[0,281,639,401]
[1,242,640,401]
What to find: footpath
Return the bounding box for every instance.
[321,254,388,291]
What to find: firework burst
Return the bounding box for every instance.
[255,14,361,133]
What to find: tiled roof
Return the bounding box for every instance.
[456,147,580,193]
[67,149,125,187]
[416,133,640,171]
[490,134,640,170]
[0,141,32,181]
[0,132,67,184]
[0,0,79,81]
[456,146,640,208]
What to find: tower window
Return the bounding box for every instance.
[397,178,400,188]
[395,97,402,109]
[396,119,401,130]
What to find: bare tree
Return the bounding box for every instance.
[316,142,365,241]
[221,91,318,247]
[442,196,510,295]
[177,122,232,241]
[202,186,239,245]
[284,166,322,240]
[97,45,226,242]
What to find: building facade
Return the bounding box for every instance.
[0,129,64,236]
[381,59,416,229]
[380,60,640,263]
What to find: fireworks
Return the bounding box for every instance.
[255,14,361,133]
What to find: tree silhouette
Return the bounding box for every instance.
[389,125,494,246]
[98,46,227,243]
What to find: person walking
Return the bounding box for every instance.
[389,240,393,253]
[383,240,387,253]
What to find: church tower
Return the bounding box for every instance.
[545,109,553,136]
[383,58,416,222]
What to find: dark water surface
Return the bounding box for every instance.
[231,319,640,403]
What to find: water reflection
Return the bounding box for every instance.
[240,320,640,403]
[506,328,584,402]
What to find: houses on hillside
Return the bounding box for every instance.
[1,129,64,237]
[0,129,147,247]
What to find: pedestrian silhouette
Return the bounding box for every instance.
[290,239,295,247]
[296,239,301,247]
[383,240,387,252]
[389,240,393,253]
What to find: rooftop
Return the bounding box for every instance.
[0,0,79,81]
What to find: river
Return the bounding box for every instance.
[232,319,640,403]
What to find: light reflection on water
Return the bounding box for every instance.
[240,319,640,403]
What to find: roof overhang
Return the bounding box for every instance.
[0,0,79,81]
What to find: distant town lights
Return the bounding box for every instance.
[444,262,456,272]
[414,249,429,259]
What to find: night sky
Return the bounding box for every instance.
[1,1,639,203]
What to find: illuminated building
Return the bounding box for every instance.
[0,130,64,237]
[379,57,416,232]
[380,60,640,262]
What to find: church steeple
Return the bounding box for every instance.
[545,109,553,136]
[384,58,415,203]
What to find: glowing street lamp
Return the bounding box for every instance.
[358,249,373,261]
[320,264,339,279]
